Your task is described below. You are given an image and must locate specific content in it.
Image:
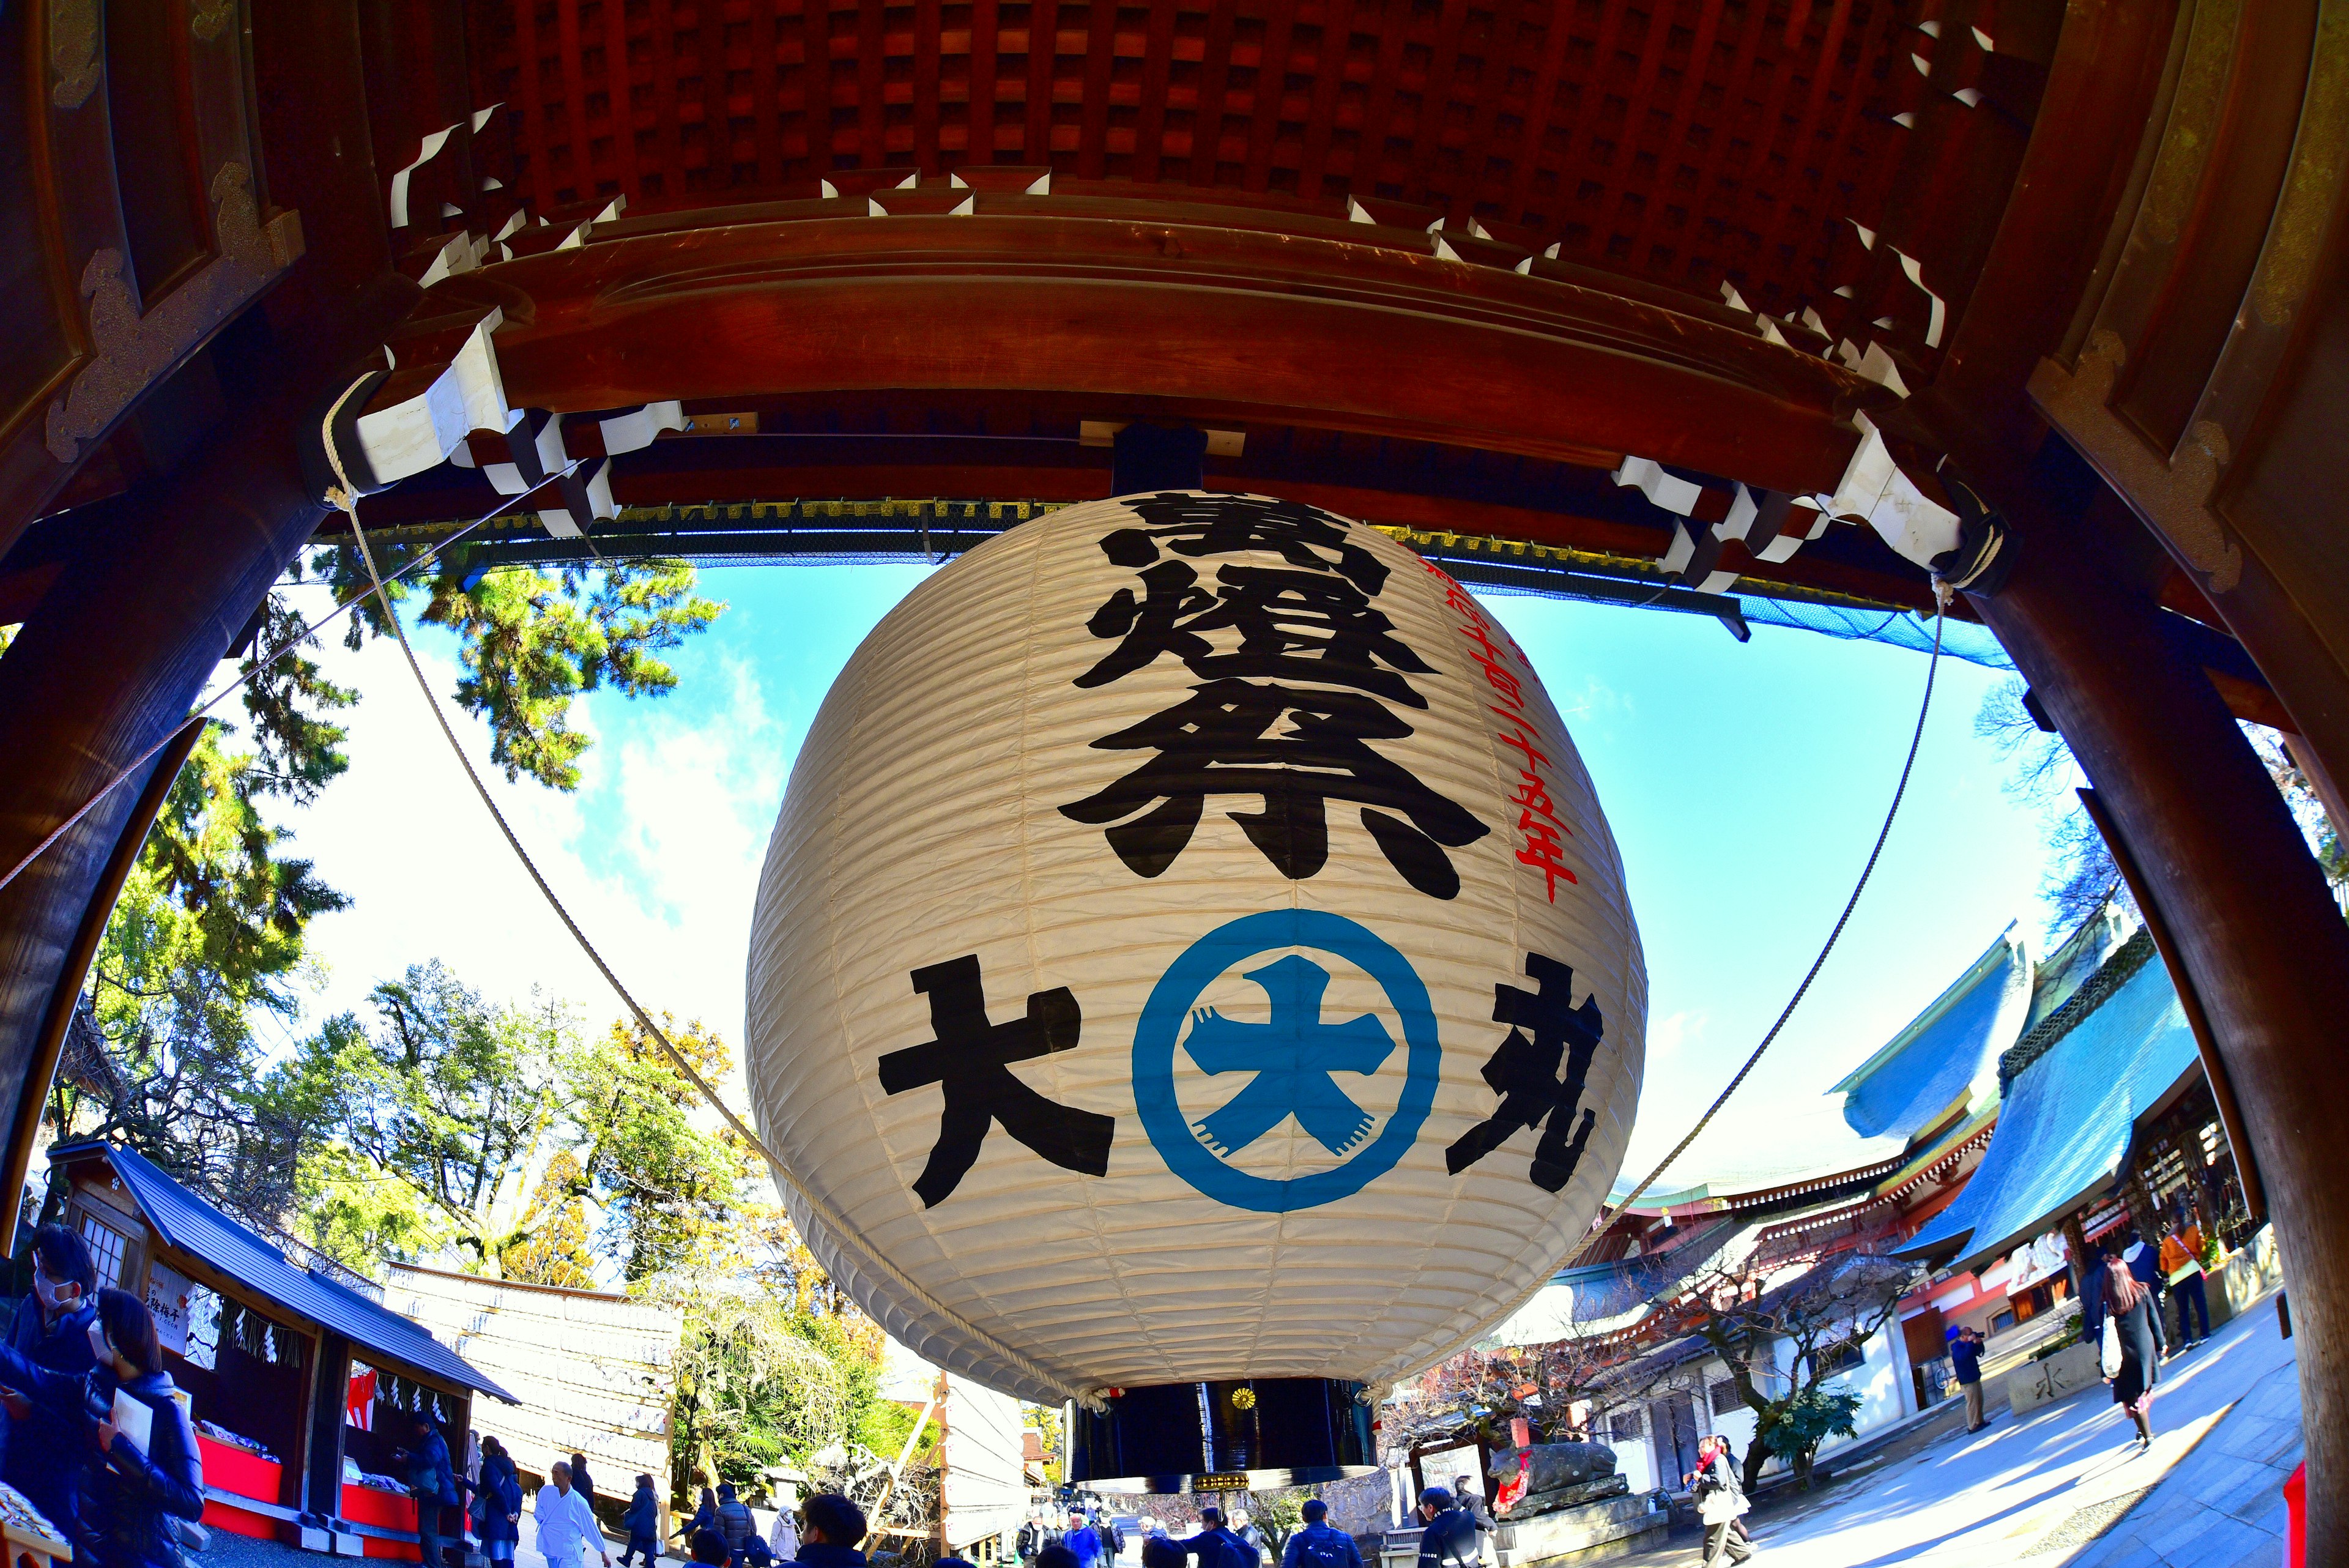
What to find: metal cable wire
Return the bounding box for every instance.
[319,406,1095,1408]
[1560,596,1949,1270]
[0,466,586,900]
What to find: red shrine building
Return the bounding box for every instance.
[1,0,2345,1554]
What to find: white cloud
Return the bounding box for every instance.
[280,615,791,1080]
[1645,1008,1705,1066]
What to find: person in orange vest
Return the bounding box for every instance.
[2158,1205,2213,1349]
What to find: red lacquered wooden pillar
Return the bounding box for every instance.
[1969,499,2349,1562]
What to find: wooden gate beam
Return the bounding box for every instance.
[382,212,1887,500]
[0,278,417,1250]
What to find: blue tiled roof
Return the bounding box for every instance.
[1896,938,2200,1273]
[1479,1220,1751,1346]
[59,1141,516,1403]
[2024,904,2134,1033]
[1833,928,2030,1142]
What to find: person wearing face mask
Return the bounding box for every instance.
[0,1287,202,1568]
[0,1227,98,1542]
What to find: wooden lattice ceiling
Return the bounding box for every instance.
[468,0,1957,314]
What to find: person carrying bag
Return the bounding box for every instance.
[1689,1435,1754,1566]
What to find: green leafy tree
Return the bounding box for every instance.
[1757,1386,1864,1476]
[664,1284,905,1499]
[317,548,722,790]
[48,593,357,1225]
[1021,1404,1064,1490]
[1256,1493,1304,1553]
[566,1016,748,1282]
[501,1149,601,1287]
[53,726,347,1228]
[237,593,358,804]
[1684,1253,1911,1492]
[292,1142,450,1268]
[281,962,570,1268]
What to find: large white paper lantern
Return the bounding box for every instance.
[745,492,1645,1468]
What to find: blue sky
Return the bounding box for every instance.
[282,559,2057,1184]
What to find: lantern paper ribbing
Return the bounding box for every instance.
[746,494,1646,1405]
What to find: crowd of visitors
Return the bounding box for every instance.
[2074,1205,2227,1457]
[0,1224,202,1568]
[662,1493,865,1568]
[0,1194,2232,1568]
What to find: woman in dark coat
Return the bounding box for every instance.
[680,1487,720,1547]
[0,1287,203,1568]
[2102,1254,2161,1450]
[477,1436,526,1564]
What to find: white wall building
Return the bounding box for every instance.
[1592,1312,1916,1494]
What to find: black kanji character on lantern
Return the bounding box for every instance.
[1445,953,1606,1192]
[1099,492,1390,595]
[1060,678,1489,898]
[877,955,1115,1208]
[1077,559,1435,707]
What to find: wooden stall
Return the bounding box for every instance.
[45,1140,515,1559]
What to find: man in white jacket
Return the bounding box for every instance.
[769,1504,801,1564]
[538,1462,614,1568]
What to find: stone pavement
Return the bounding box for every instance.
[2060,1339,2301,1568]
[1590,1285,2298,1567]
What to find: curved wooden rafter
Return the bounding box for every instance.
[360,193,1899,503]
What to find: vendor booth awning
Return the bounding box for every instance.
[1894,932,2202,1274]
[56,1140,516,1403]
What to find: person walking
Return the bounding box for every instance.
[2121,1232,2169,1359]
[2159,1211,2212,1348]
[1064,1510,1106,1568]
[0,1225,97,1542]
[788,1492,870,1568]
[681,1487,720,1547]
[769,1501,801,1565]
[1176,1507,1256,1568]
[0,1288,202,1568]
[2095,1249,2162,1452]
[620,1473,663,1567]
[476,1437,525,1567]
[716,1482,757,1567]
[395,1413,462,1568]
[1017,1514,1050,1564]
[538,1461,614,1568]
[1689,1435,1754,1566]
[574,1453,600,1510]
[1411,1488,1480,1568]
[1228,1510,1266,1567]
[1950,1326,1990,1433]
[1279,1500,1362,1568]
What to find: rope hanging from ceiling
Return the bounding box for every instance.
[0,463,592,901]
[1560,590,1948,1271]
[315,382,1100,1409]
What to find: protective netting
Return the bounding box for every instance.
[1740,595,2014,669]
[399,504,2019,670]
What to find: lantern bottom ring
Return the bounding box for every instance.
[1068,1377,1379,1495]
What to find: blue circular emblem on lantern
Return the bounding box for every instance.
[1135,910,1441,1213]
